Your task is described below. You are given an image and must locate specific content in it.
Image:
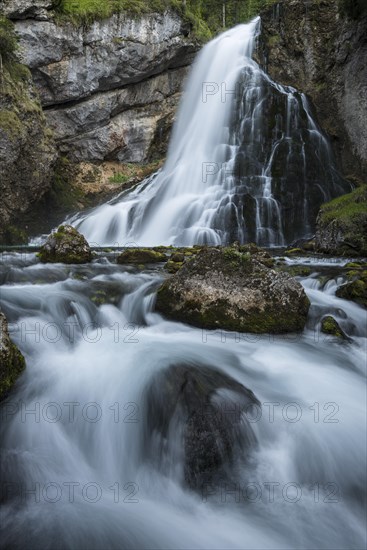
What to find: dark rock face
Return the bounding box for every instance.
[144,363,260,491]
[258,0,367,180]
[0,312,25,401]
[38,225,92,264]
[336,278,367,309]
[315,186,367,256]
[156,245,310,333]
[0,65,57,243]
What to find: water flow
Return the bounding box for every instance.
[0,253,366,549]
[67,19,350,247]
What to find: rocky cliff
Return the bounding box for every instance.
[258,0,367,181]
[12,5,198,163]
[0,1,198,242]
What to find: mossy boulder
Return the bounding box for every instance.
[144,363,259,491]
[156,246,310,334]
[315,186,367,256]
[336,277,367,308]
[117,248,166,264]
[38,225,92,264]
[0,312,25,401]
[320,316,348,339]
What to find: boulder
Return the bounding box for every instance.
[336,278,367,309]
[0,312,25,401]
[117,248,166,264]
[144,363,260,491]
[38,225,92,264]
[156,246,310,333]
[315,186,367,256]
[320,315,348,339]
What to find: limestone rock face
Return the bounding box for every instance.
[38,225,92,264]
[13,11,197,162]
[1,0,53,20]
[156,246,310,333]
[0,312,25,401]
[258,0,367,180]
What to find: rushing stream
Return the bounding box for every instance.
[0,252,366,549]
[1,16,366,550]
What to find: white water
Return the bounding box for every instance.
[66,19,349,248]
[0,253,366,549]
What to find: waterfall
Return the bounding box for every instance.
[68,19,350,248]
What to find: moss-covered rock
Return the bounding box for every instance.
[315,186,367,256]
[321,315,348,339]
[117,248,166,264]
[0,312,25,401]
[336,278,367,308]
[156,245,310,333]
[38,225,92,264]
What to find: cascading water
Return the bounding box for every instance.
[68,19,350,248]
[0,251,366,549]
[1,18,366,550]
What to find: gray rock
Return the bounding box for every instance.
[144,363,260,491]
[258,0,367,180]
[45,67,188,162]
[0,65,57,243]
[156,246,310,333]
[15,13,197,106]
[1,0,53,20]
[0,312,25,401]
[38,225,92,264]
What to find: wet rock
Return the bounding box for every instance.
[38,225,92,264]
[315,185,367,256]
[336,277,367,309]
[156,245,310,333]
[320,316,348,339]
[258,0,367,180]
[144,363,260,491]
[0,312,25,401]
[117,248,166,264]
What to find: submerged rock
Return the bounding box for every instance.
[156,246,310,333]
[117,248,166,264]
[0,312,25,401]
[320,316,348,339]
[38,225,92,264]
[144,363,260,491]
[315,186,367,256]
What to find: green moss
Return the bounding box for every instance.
[285,248,303,255]
[336,279,367,308]
[0,342,26,401]
[320,185,366,223]
[321,316,345,339]
[281,265,312,277]
[0,17,18,65]
[117,248,167,264]
[0,110,23,140]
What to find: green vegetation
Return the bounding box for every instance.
[108,172,130,185]
[0,17,18,65]
[56,0,279,39]
[320,185,367,223]
[339,0,367,19]
[320,316,346,339]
